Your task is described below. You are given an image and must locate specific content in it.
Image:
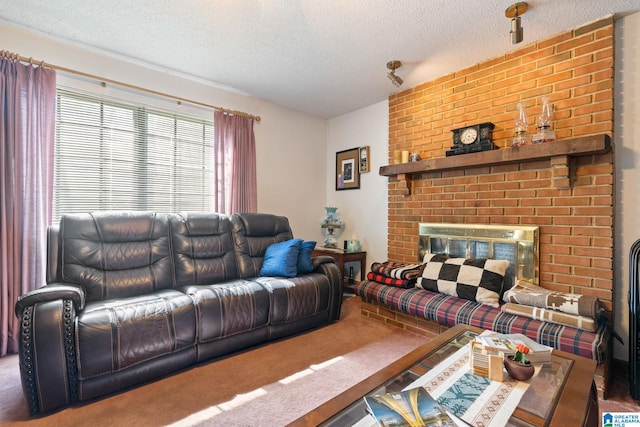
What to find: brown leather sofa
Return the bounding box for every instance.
[14,211,342,415]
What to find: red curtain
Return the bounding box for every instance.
[0,57,56,356]
[213,111,257,214]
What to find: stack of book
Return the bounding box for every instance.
[474,332,552,363]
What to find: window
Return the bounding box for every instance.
[53,88,215,223]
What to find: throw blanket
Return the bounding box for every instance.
[370,261,422,281]
[366,272,413,288]
[501,303,597,332]
[367,261,423,289]
[503,280,601,319]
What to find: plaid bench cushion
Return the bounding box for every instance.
[355,280,609,364]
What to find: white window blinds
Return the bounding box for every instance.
[53,88,215,223]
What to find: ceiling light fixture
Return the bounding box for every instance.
[386,60,403,87]
[505,2,528,44]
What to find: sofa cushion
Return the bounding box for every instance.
[76,289,196,379]
[170,212,238,286]
[297,240,317,274]
[60,211,173,302]
[255,274,332,337]
[416,254,509,308]
[181,280,270,344]
[231,213,294,278]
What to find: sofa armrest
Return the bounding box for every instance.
[16,289,81,414]
[15,283,85,318]
[312,255,336,269]
[313,260,342,321]
[46,224,61,283]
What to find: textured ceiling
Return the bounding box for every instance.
[1,0,639,118]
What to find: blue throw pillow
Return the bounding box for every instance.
[260,239,303,277]
[297,240,317,274]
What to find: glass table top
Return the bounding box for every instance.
[319,329,574,427]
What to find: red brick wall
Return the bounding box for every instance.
[387,18,614,310]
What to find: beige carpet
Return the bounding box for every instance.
[0,296,426,427]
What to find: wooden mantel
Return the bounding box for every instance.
[380,134,612,195]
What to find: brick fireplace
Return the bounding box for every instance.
[363,17,615,397]
[383,18,614,314]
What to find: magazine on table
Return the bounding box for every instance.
[475,331,552,363]
[363,386,468,427]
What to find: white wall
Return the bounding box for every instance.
[326,101,389,277]
[0,24,328,240]
[614,11,640,361]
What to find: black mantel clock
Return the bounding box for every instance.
[446,122,496,156]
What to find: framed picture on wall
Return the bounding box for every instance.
[359,146,370,173]
[336,148,360,190]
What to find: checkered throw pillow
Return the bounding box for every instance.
[416,253,509,307]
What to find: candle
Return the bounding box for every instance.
[394,150,402,164]
[401,150,409,163]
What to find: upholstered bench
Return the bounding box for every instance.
[355,281,609,361]
[354,280,612,396]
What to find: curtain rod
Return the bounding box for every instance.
[0,50,261,122]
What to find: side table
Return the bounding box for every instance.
[312,247,367,291]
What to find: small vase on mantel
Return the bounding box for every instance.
[321,207,344,248]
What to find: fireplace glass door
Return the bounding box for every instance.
[419,223,539,290]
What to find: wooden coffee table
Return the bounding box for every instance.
[290,324,598,427]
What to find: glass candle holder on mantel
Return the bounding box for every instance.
[511,102,531,147]
[532,96,556,144]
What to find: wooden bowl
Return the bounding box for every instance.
[504,355,535,381]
